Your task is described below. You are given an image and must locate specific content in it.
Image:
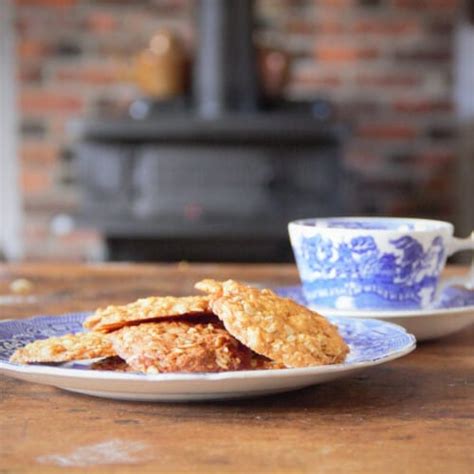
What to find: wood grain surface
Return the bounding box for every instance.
[0,263,473,474]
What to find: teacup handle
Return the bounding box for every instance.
[447,231,474,257]
[434,231,474,303]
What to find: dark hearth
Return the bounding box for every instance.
[74,0,348,262]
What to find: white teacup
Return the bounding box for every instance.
[288,217,474,311]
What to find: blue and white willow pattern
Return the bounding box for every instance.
[293,233,445,309]
[0,312,414,367]
[290,217,474,311]
[275,284,474,311]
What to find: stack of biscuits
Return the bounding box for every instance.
[10,279,349,373]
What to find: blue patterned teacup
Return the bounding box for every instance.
[289,217,474,311]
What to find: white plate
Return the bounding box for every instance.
[0,313,415,402]
[276,286,474,341]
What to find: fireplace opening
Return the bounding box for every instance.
[74,0,347,262]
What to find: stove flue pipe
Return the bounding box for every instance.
[193,0,259,118]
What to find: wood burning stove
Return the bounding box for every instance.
[74,0,348,262]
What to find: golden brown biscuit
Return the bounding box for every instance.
[9,332,116,364]
[108,321,252,374]
[250,353,287,370]
[195,279,349,368]
[90,356,132,372]
[195,279,224,295]
[83,295,211,333]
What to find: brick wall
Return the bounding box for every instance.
[259,0,460,218]
[16,0,462,260]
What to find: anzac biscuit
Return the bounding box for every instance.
[91,356,132,372]
[250,354,287,370]
[108,321,252,374]
[195,279,349,368]
[83,295,211,333]
[9,332,116,364]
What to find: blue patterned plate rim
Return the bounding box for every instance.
[274,285,474,317]
[0,312,415,381]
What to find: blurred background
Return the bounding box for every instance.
[1,0,473,263]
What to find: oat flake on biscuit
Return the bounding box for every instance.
[108,321,252,374]
[195,279,349,368]
[83,295,211,333]
[9,332,116,364]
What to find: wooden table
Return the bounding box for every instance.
[0,263,473,474]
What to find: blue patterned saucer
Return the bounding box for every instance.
[275,285,474,341]
[276,285,474,310]
[0,312,415,402]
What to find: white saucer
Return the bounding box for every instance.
[0,313,415,402]
[275,286,474,341]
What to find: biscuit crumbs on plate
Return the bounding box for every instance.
[108,321,252,374]
[195,279,349,368]
[83,295,211,333]
[9,332,116,364]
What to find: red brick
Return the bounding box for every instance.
[419,151,456,166]
[85,12,118,33]
[392,0,460,10]
[17,40,49,60]
[57,229,101,246]
[47,118,69,137]
[18,64,43,83]
[12,0,458,258]
[393,99,453,114]
[23,219,50,242]
[286,19,315,35]
[22,243,74,262]
[292,70,342,88]
[358,123,418,140]
[16,0,77,6]
[355,74,420,87]
[20,90,84,114]
[318,0,354,6]
[286,19,346,35]
[55,66,119,85]
[148,0,190,12]
[23,191,79,213]
[20,142,59,165]
[315,45,379,62]
[24,230,103,262]
[353,19,419,35]
[316,21,346,35]
[21,168,53,195]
